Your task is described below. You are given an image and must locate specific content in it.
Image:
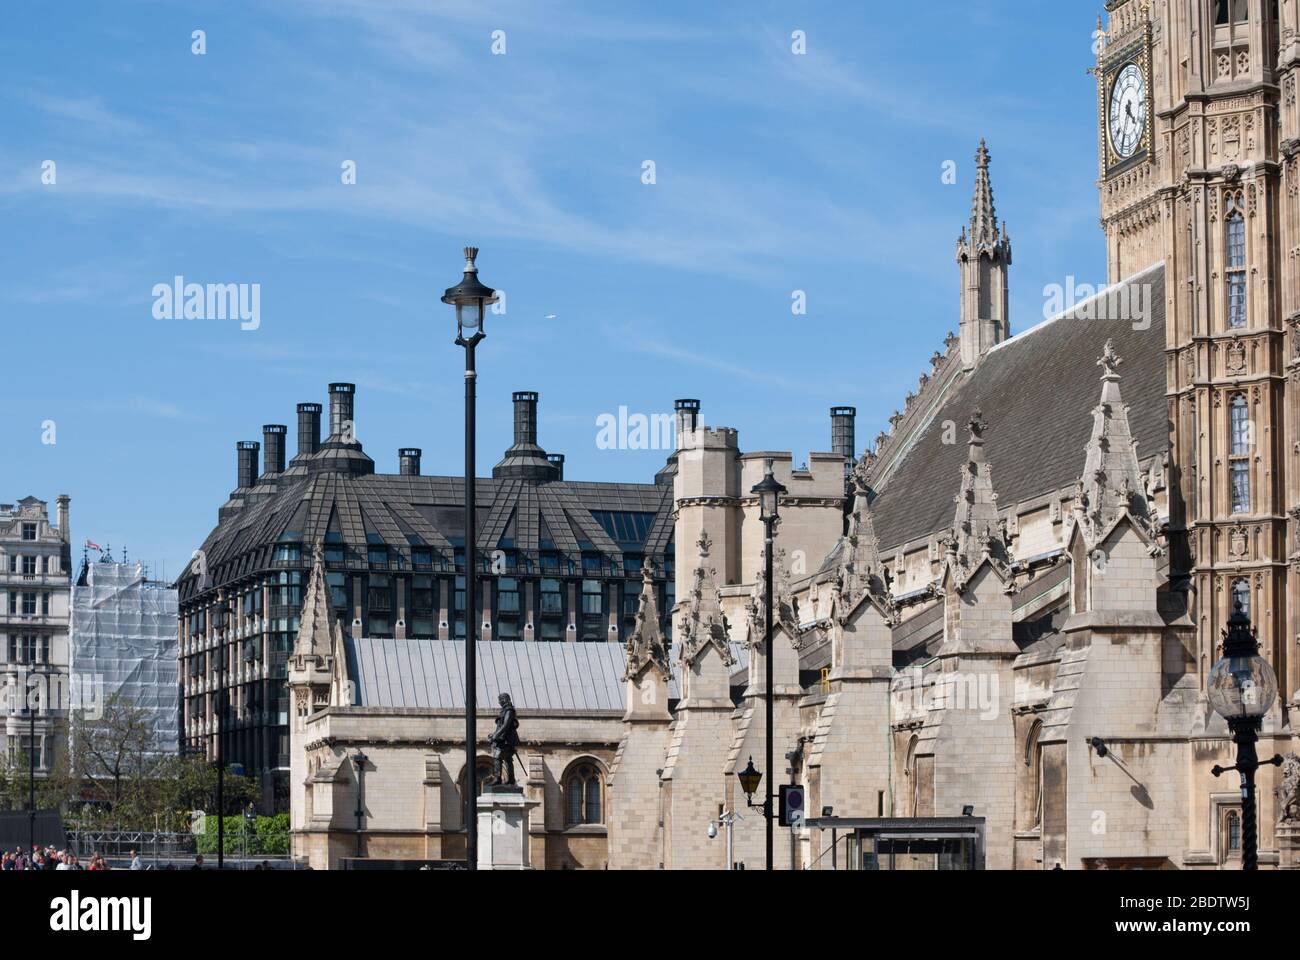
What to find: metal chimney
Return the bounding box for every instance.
[262,424,287,475]
[675,399,701,446]
[399,448,422,476]
[830,407,857,462]
[328,383,356,440]
[236,441,260,489]
[512,391,539,446]
[547,453,565,481]
[297,403,322,457]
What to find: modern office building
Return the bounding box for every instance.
[0,496,72,779]
[176,385,677,808]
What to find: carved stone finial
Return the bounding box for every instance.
[1098,339,1123,378]
[968,408,988,441]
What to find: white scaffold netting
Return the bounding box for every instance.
[68,562,179,754]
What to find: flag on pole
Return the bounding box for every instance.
[85,539,101,551]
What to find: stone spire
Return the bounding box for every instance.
[747,548,798,645]
[947,410,1013,585]
[293,545,341,663]
[679,531,734,667]
[957,140,1012,371]
[969,139,1000,249]
[623,561,670,681]
[836,456,894,618]
[289,545,345,714]
[1072,340,1159,545]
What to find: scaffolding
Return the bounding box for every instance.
[68,561,179,755]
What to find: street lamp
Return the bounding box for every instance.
[738,756,763,801]
[20,664,50,863]
[1208,602,1283,871]
[750,458,786,871]
[442,246,498,871]
[215,594,232,871]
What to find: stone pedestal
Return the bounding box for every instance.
[1277,822,1300,870]
[477,786,539,870]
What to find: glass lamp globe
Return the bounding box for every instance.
[1208,602,1278,723]
[1208,653,1278,722]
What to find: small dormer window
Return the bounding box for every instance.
[21,523,36,541]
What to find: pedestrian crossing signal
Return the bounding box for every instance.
[779,784,805,827]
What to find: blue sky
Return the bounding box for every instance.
[0,0,1109,580]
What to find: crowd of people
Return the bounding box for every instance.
[1,846,114,870]
[2,848,282,870]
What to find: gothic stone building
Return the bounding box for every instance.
[284,0,1300,868]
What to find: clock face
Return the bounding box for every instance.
[1108,63,1147,161]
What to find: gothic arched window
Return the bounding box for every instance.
[1227,810,1242,853]
[905,735,920,817]
[564,761,603,826]
[1226,195,1247,329]
[460,758,493,799]
[1025,720,1045,829]
[1229,394,1251,514]
[1232,578,1251,620]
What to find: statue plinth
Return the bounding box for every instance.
[1277,821,1300,870]
[477,786,539,870]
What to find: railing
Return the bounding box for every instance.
[66,830,301,869]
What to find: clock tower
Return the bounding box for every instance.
[1097,0,1297,737]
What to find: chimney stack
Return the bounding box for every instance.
[675,399,701,447]
[56,495,70,545]
[399,448,422,476]
[830,406,857,462]
[297,403,322,458]
[328,383,356,440]
[547,453,565,481]
[512,391,539,447]
[236,441,260,489]
[262,424,287,475]
[492,390,555,481]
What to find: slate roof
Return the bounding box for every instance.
[871,264,1167,552]
[348,637,628,712]
[347,637,747,711]
[179,470,674,602]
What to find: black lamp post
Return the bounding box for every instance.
[442,246,498,871]
[215,594,231,871]
[22,664,49,862]
[750,458,786,871]
[1208,602,1282,871]
[353,751,368,858]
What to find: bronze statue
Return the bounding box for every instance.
[485,693,520,787]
